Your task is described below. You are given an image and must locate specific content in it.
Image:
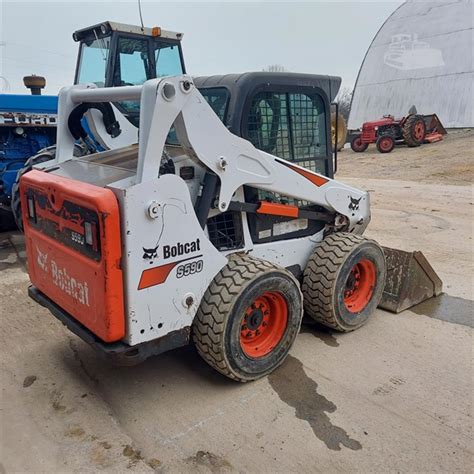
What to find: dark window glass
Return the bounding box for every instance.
[199,88,229,122]
[289,93,326,172]
[246,91,327,173]
[247,93,291,159]
[246,90,328,204]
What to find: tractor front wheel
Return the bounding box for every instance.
[11,146,57,231]
[11,144,85,231]
[376,135,395,153]
[193,254,303,382]
[350,135,369,153]
[302,233,386,332]
[403,114,426,147]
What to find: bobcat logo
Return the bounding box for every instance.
[349,196,362,211]
[142,198,187,262]
[143,246,159,260]
[36,246,48,272]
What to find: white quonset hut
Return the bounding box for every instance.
[348,0,473,130]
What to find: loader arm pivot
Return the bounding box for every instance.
[55,76,370,233]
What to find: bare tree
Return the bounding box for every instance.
[263,64,287,73]
[335,87,353,122]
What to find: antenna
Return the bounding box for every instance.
[137,0,145,31]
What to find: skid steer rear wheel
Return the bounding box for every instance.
[193,253,303,382]
[302,233,386,332]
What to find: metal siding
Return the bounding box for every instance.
[349,0,473,129]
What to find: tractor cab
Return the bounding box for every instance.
[73,21,185,122]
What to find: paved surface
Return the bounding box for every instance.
[1,159,473,471]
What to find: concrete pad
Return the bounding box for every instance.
[0,176,472,472]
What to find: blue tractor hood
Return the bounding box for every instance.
[0,94,58,114]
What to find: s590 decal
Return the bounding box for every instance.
[176,259,203,278]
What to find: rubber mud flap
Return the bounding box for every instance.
[379,247,443,313]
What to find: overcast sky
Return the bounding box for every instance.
[0,0,402,95]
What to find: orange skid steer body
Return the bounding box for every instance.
[21,170,125,343]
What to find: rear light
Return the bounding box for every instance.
[84,221,98,252]
[27,196,36,222]
[84,221,93,245]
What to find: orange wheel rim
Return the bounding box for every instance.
[380,137,392,151]
[344,259,376,313]
[414,122,425,140]
[240,291,288,358]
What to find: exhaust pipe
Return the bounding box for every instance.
[23,75,46,95]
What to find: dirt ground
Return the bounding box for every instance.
[0,132,472,472]
[339,129,474,185]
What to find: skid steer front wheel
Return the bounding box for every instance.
[302,233,386,332]
[193,254,303,382]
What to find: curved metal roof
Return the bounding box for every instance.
[348,0,473,129]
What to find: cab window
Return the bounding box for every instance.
[246,90,328,175]
[115,37,150,86]
[155,43,183,77]
[199,88,229,121]
[77,37,111,87]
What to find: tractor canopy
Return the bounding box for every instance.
[72,21,185,121]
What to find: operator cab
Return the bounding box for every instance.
[73,21,185,122]
[195,73,340,249]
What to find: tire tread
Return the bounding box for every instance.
[302,232,380,332]
[193,253,300,382]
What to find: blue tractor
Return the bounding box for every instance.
[0,76,58,230]
[3,21,186,231]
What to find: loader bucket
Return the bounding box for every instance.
[379,247,443,313]
[423,113,447,135]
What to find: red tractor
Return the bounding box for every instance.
[351,113,446,154]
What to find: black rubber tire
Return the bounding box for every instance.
[376,135,395,153]
[0,207,17,232]
[302,233,386,332]
[11,144,84,231]
[193,253,303,382]
[402,114,426,147]
[350,135,369,152]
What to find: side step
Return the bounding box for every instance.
[379,247,443,313]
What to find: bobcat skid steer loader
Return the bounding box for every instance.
[20,75,387,382]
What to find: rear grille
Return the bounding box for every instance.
[25,188,101,261]
[207,211,244,251]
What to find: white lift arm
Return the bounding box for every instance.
[55,76,370,232]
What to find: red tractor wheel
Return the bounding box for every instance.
[403,114,426,147]
[376,135,395,153]
[350,135,369,152]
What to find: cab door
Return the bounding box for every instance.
[242,87,332,244]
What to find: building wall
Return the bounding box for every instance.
[348,0,473,129]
